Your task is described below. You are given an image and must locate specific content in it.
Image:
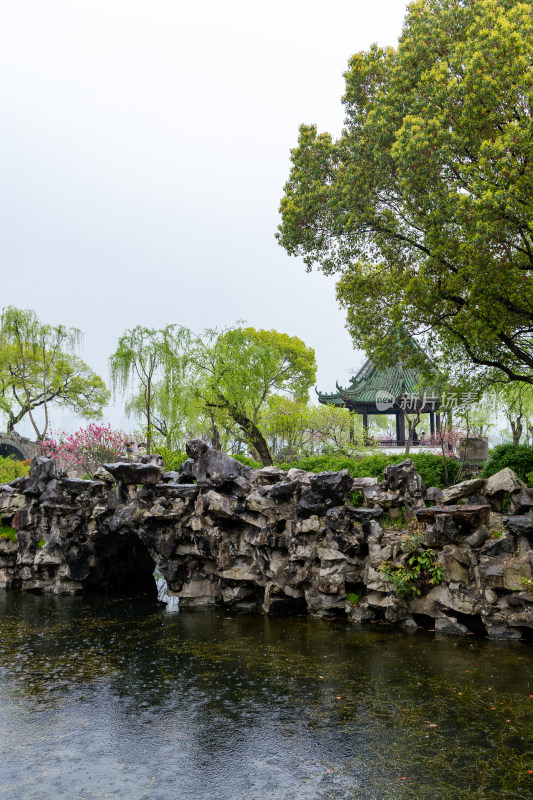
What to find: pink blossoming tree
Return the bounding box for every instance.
[41,423,131,478]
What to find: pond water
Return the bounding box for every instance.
[1,590,533,800]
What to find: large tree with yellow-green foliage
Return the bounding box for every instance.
[179,326,317,465]
[277,0,533,387]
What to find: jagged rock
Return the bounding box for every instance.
[435,615,468,635]
[186,439,252,486]
[286,468,312,485]
[481,535,514,557]
[363,592,406,623]
[382,458,425,496]
[352,477,380,491]
[485,468,525,496]
[439,545,471,584]
[416,504,490,529]
[304,585,346,615]
[363,487,399,510]
[480,553,533,591]
[425,486,443,505]
[508,608,533,630]
[251,466,288,486]
[178,577,221,605]
[162,471,181,483]
[509,488,533,515]
[266,481,300,500]
[0,538,18,555]
[103,462,164,486]
[138,453,165,468]
[93,465,114,484]
[506,516,533,537]
[8,476,28,491]
[503,554,533,590]
[431,582,481,616]
[230,475,253,496]
[364,563,394,592]
[177,458,195,483]
[422,514,461,547]
[440,478,485,505]
[310,470,354,502]
[62,478,103,496]
[24,456,58,495]
[205,490,238,518]
[108,505,146,531]
[297,470,352,517]
[468,491,489,506]
[464,526,491,548]
[152,483,200,501]
[297,490,326,518]
[346,601,374,623]
[345,506,383,523]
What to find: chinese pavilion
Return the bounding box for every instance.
[317,355,442,447]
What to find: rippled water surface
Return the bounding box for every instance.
[1,591,533,800]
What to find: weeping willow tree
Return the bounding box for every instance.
[0,306,109,439]
[109,325,183,453]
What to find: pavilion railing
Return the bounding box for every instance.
[374,439,431,448]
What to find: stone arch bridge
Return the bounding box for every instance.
[0,434,42,461]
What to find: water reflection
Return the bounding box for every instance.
[0,591,532,800]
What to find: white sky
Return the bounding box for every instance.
[1,0,409,436]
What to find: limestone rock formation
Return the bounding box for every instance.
[0,446,533,639]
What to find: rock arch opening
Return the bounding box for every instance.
[84,532,158,600]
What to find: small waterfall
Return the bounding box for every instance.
[154,569,180,610]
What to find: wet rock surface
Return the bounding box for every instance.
[1,447,533,638]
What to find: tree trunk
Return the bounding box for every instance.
[229,408,273,465]
[404,413,420,456]
[510,416,523,446]
[146,378,152,454]
[211,424,221,451]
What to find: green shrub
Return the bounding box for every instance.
[277,451,460,488]
[481,444,533,483]
[157,448,189,472]
[277,453,394,478]
[349,490,364,506]
[378,534,443,598]
[232,453,262,468]
[527,470,533,488]
[0,522,17,543]
[345,592,360,605]
[0,456,30,485]
[409,452,461,488]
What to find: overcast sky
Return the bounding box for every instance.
[2,0,409,437]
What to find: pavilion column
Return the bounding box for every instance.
[398,411,406,445]
[395,411,401,444]
[436,413,441,433]
[430,411,435,436]
[362,408,369,443]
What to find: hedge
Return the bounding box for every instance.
[481,444,533,485]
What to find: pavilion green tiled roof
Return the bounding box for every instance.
[317,358,425,408]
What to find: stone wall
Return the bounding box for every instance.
[1,440,533,640]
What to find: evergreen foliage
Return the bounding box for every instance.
[481,443,533,483]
